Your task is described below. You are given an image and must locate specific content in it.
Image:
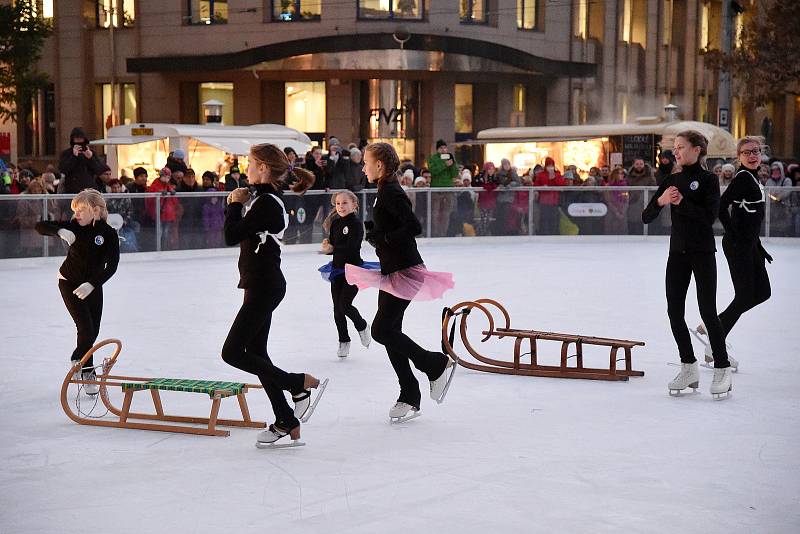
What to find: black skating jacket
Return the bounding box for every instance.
[35,219,119,287]
[642,161,720,254]
[328,212,364,269]
[225,183,288,289]
[718,167,765,244]
[370,179,423,274]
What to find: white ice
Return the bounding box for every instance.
[1,238,799,533]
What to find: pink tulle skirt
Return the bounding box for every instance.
[345,263,455,302]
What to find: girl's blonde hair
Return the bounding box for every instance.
[71,188,108,221]
[322,190,360,233]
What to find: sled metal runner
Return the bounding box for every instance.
[442,299,645,381]
[61,339,267,436]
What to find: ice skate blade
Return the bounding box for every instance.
[711,388,732,401]
[255,439,306,449]
[431,357,459,404]
[390,411,421,424]
[701,362,738,373]
[301,378,329,424]
[668,386,699,397]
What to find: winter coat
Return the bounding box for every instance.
[59,127,104,194]
[426,152,460,187]
[533,170,566,205]
[145,179,178,222]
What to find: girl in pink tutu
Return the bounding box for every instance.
[345,142,456,422]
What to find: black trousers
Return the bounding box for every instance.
[718,237,771,335]
[58,279,103,371]
[371,290,448,408]
[221,286,304,429]
[331,275,367,343]
[665,252,730,368]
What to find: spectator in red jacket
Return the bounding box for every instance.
[146,167,179,250]
[534,157,566,235]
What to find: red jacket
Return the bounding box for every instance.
[534,170,566,205]
[146,179,178,222]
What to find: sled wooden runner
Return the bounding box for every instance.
[61,339,267,436]
[441,299,645,381]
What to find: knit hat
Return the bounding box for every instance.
[403,169,414,180]
[545,157,555,167]
[721,163,735,173]
[436,139,447,149]
[159,167,171,177]
[414,176,427,186]
[328,137,341,147]
[230,166,240,174]
[173,149,186,159]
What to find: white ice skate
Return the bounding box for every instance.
[668,362,700,396]
[389,402,421,424]
[292,378,329,423]
[710,367,733,400]
[255,424,305,449]
[358,326,371,348]
[337,342,350,359]
[692,324,738,372]
[429,356,457,404]
[82,369,100,396]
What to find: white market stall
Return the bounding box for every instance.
[91,123,312,181]
[475,117,737,175]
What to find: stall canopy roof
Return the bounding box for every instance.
[96,123,313,155]
[475,119,737,158]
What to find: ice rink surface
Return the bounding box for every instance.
[1,238,799,534]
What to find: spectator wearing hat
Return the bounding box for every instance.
[766,161,793,236]
[720,164,736,187]
[626,158,656,235]
[59,127,104,194]
[146,167,179,250]
[202,186,225,248]
[176,168,203,249]
[426,139,459,237]
[224,165,246,191]
[95,164,114,192]
[166,149,188,175]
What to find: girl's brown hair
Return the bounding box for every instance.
[250,143,315,193]
[675,130,708,159]
[322,190,360,233]
[365,142,400,185]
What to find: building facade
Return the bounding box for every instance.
[9,0,799,166]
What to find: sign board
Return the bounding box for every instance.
[567,203,608,217]
[609,152,623,168]
[718,108,729,129]
[622,134,653,167]
[131,127,155,136]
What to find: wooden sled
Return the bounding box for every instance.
[61,338,267,436]
[441,299,645,382]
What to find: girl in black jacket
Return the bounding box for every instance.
[642,131,732,399]
[345,142,455,422]
[319,190,378,358]
[35,189,119,395]
[695,137,772,367]
[222,143,326,448]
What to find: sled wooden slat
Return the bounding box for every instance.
[60,339,267,437]
[442,299,645,382]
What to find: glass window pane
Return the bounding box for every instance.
[43,0,54,19]
[123,84,136,125]
[394,0,421,19]
[101,83,112,138]
[274,1,321,21]
[190,0,227,24]
[122,0,135,26]
[98,0,113,27]
[461,0,485,22]
[199,82,234,125]
[455,84,473,134]
[513,84,526,113]
[213,0,228,23]
[517,1,536,30]
[285,82,326,133]
[359,0,391,19]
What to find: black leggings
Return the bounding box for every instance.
[371,290,447,408]
[59,279,103,371]
[221,286,304,429]
[331,275,367,342]
[718,237,771,335]
[665,252,729,368]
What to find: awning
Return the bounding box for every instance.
[192,136,253,155]
[90,136,166,145]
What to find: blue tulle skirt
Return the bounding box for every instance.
[319,260,381,282]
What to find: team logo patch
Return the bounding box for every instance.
[296,207,306,224]
[689,180,699,191]
[94,235,104,246]
[343,226,349,235]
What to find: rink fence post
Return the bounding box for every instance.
[42,197,49,257]
[426,189,432,238]
[765,186,771,238]
[642,189,649,237]
[155,195,162,252]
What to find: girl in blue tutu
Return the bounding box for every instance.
[319,190,378,358]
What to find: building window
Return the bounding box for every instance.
[517,0,538,30]
[187,0,228,25]
[98,83,137,138]
[285,82,326,133]
[20,84,56,156]
[620,0,646,46]
[454,84,473,137]
[460,0,486,24]
[97,0,135,27]
[699,1,710,51]
[697,94,708,123]
[574,0,587,38]
[272,1,321,21]
[513,84,526,114]
[662,0,672,45]
[358,0,423,20]
[198,82,233,124]
[29,1,54,20]
[734,12,744,49]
